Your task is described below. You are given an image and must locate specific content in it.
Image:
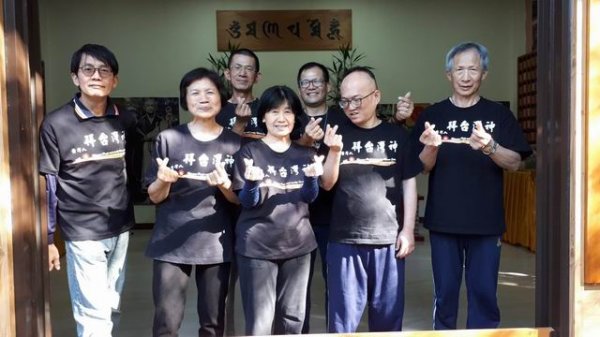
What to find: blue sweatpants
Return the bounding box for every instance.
[429,231,501,330]
[327,242,405,333]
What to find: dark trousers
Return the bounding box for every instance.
[237,253,311,336]
[152,260,230,337]
[302,225,329,333]
[429,231,501,330]
[327,243,405,333]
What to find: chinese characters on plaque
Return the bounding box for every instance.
[216,10,352,51]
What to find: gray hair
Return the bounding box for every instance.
[445,42,489,72]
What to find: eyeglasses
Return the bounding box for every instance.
[79,65,113,78]
[338,90,377,109]
[299,79,325,89]
[230,64,256,74]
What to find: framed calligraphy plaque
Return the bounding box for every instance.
[216,10,352,51]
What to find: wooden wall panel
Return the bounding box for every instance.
[1,0,48,336]
[536,0,572,336]
[0,0,17,335]
[585,0,600,284]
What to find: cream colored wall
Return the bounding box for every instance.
[39,0,525,109]
[38,0,526,222]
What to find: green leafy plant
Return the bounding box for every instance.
[327,43,373,103]
[207,42,240,97]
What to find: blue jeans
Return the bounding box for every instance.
[66,231,129,337]
[237,253,311,336]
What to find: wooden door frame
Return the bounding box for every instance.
[0,0,49,336]
[0,0,578,336]
[535,0,572,336]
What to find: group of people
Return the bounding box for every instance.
[41,42,532,337]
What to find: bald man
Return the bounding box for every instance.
[321,67,421,332]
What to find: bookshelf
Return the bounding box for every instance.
[517,51,537,145]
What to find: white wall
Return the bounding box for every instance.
[38,0,526,222]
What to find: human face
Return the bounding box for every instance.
[446,48,488,100]
[298,67,328,108]
[71,54,118,100]
[225,54,260,93]
[143,99,157,117]
[339,71,380,128]
[263,101,295,139]
[185,78,222,120]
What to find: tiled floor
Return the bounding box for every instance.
[49,229,535,336]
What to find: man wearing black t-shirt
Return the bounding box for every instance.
[295,61,338,333]
[296,61,416,333]
[40,44,135,337]
[412,42,532,330]
[321,67,420,333]
[216,48,265,140]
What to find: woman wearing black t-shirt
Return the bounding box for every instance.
[232,85,340,335]
[145,68,241,337]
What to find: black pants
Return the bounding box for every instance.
[152,260,230,337]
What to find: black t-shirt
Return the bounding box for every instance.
[329,121,421,244]
[39,98,135,241]
[216,100,265,139]
[411,98,533,235]
[144,125,241,264]
[297,106,349,226]
[232,141,318,259]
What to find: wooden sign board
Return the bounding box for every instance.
[216,10,352,51]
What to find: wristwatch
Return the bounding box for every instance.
[482,139,498,155]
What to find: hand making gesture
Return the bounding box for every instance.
[469,121,493,151]
[323,124,343,153]
[207,161,232,189]
[304,117,325,142]
[302,155,325,177]
[243,158,264,181]
[395,91,414,121]
[156,157,180,183]
[419,122,442,147]
[234,97,252,119]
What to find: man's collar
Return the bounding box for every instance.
[72,93,119,119]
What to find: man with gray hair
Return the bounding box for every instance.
[411,42,532,329]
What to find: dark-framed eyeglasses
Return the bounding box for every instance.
[299,79,325,89]
[338,90,377,109]
[79,65,113,78]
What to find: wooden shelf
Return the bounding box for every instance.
[517,51,537,145]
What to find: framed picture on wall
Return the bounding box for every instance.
[113,97,180,204]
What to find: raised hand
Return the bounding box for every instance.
[304,117,325,142]
[395,91,414,121]
[234,97,252,119]
[156,157,179,183]
[303,155,325,177]
[469,121,492,151]
[243,158,264,181]
[207,161,231,189]
[323,124,343,152]
[419,122,442,147]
